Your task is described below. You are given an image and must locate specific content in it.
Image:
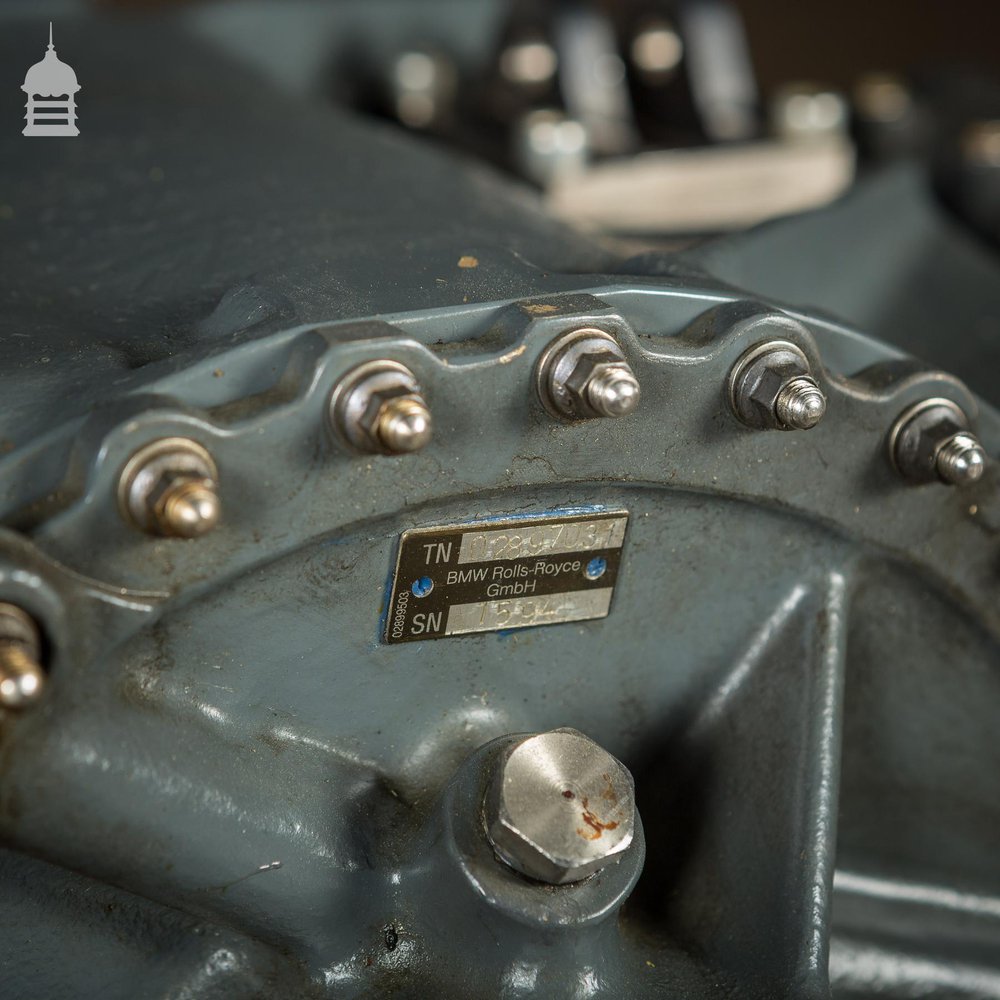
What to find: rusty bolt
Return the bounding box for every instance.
[537,329,641,420]
[330,360,432,455]
[484,727,636,885]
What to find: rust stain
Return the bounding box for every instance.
[521,303,560,316]
[457,255,479,269]
[575,795,619,841]
[574,775,621,840]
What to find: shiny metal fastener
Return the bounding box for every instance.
[537,328,641,421]
[889,398,987,486]
[329,360,432,456]
[119,437,221,538]
[770,83,849,141]
[0,603,45,710]
[729,339,827,431]
[484,727,636,885]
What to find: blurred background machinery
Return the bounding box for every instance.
[1,1,999,998]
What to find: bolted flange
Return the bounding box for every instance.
[329,360,432,456]
[536,328,641,421]
[0,603,45,710]
[118,438,221,538]
[728,339,827,431]
[889,398,987,486]
[484,727,636,885]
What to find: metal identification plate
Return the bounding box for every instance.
[384,510,628,643]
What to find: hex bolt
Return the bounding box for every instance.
[537,328,641,421]
[0,603,45,710]
[484,727,636,885]
[329,360,432,455]
[889,398,988,487]
[729,339,827,431]
[118,438,221,538]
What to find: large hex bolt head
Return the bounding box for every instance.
[484,728,636,885]
[728,339,827,431]
[118,438,221,538]
[537,329,641,421]
[889,398,987,486]
[329,360,432,455]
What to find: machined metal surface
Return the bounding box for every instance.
[935,431,987,485]
[0,12,999,1000]
[485,728,636,885]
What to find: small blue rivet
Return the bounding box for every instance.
[584,557,607,581]
[411,576,434,598]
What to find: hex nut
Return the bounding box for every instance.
[889,398,987,486]
[118,438,220,538]
[330,361,432,455]
[537,329,641,420]
[729,340,826,431]
[484,727,636,885]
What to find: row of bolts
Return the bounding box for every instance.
[0,327,987,711]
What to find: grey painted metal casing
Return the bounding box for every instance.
[0,8,998,1000]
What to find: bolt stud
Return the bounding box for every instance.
[119,438,220,538]
[484,727,636,885]
[890,399,987,486]
[935,432,986,486]
[160,480,221,537]
[0,604,45,710]
[729,339,827,431]
[330,361,432,456]
[775,376,827,430]
[586,366,641,418]
[537,328,641,421]
[376,396,432,454]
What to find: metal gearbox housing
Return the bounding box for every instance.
[0,11,998,1000]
